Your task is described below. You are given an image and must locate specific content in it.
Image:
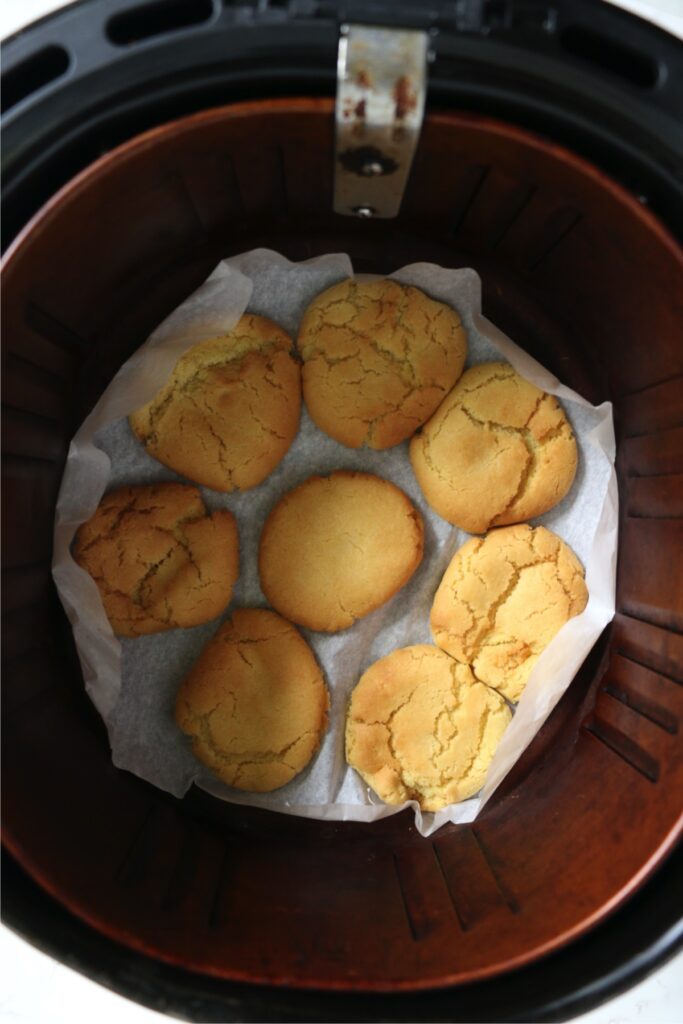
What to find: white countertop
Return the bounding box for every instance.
[2,1,681,1021]
[1,919,682,1023]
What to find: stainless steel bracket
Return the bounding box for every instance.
[333,24,428,219]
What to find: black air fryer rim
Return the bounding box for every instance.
[1,0,682,1019]
[2,0,682,248]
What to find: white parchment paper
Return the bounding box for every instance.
[53,249,617,837]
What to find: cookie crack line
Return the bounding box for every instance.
[440,532,585,667]
[306,326,453,382]
[415,364,576,530]
[321,382,438,444]
[456,705,493,787]
[220,628,295,646]
[178,386,290,486]
[457,398,567,451]
[488,435,535,530]
[130,547,176,606]
[350,686,419,731]
[94,582,176,631]
[184,701,319,775]
[300,281,465,447]
[74,485,239,637]
[337,595,359,625]
[445,544,572,663]
[349,657,490,803]
[81,516,210,589]
[380,690,427,801]
[74,497,165,555]
[140,334,290,439]
[427,663,466,773]
[126,513,216,595]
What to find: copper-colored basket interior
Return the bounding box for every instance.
[2,98,682,991]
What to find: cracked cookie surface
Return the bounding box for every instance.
[298,278,467,449]
[73,483,239,637]
[129,314,301,492]
[259,471,424,632]
[345,644,510,810]
[410,361,578,533]
[431,524,588,702]
[175,608,329,792]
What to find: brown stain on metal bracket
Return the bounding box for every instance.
[394,75,417,120]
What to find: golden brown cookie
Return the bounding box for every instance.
[298,278,467,449]
[409,361,578,533]
[175,608,329,792]
[431,525,588,702]
[129,314,301,492]
[73,483,238,637]
[259,471,424,632]
[345,645,510,810]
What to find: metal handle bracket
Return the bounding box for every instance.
[333,24,428,219]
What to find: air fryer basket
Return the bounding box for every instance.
[2,2,682,1021]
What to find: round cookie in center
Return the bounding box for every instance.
[345,645,511,811]
[258,471,424,632]
[298,278,467,449]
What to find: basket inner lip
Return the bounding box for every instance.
[4,816,682,992]
[3,97,682,278]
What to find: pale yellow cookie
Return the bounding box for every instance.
[298,278,467,449]
[345,645,510,811]
[129,314,301,492]
[258,471,424,632]
[175,608,329,792]
[73,483,238,636]
[410,361,578,533]
[431,525,588,702]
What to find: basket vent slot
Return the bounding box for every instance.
[560,25,658,89]
[1,46,70,113]
[584,719,660,783]
[107,0,214,46]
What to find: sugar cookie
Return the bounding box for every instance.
[130,314,300,492]
[431,524,588,701]
[176,608,329,792]
[73,483,238,636]
[298,278,466,449]
[410,361,578,532]
[345,644,510,810]
[259,471,424,632]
